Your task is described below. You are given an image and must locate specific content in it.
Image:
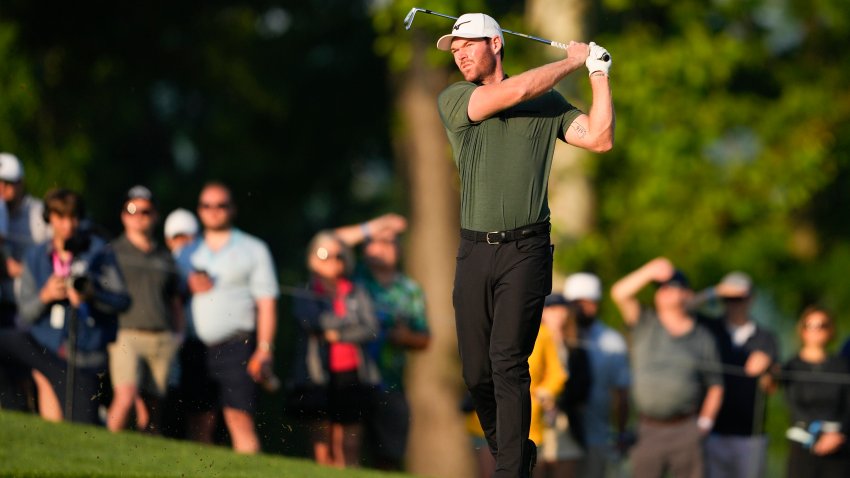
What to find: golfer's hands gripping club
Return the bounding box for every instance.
[563,41,590,63]
[586,42,612,76]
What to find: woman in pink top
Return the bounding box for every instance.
[290,231,380,468]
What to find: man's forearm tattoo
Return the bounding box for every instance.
[572,122,588,139]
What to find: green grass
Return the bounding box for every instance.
[0,411,414,478]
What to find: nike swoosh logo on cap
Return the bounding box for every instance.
[454,20,471,31]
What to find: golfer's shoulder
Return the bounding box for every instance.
[438,81,477,106]
[539,88,574,111]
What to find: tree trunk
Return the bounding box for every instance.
[527,0,594,287]
[399,38,475,478]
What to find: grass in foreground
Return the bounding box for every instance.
[0,411,414,478]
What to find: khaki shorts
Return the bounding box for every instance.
[108,329,178,396]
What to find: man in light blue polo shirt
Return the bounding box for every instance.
[178,181,279,454]
[563,273,631,478]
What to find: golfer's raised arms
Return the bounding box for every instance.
[465,41,589,123]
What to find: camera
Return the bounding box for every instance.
[64,230,94,294]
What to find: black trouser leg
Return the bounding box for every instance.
[454,234,551,478]
[0,330,103,424]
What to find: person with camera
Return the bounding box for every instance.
[0,188,130,424]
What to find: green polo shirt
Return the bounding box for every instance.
[438,81,581,232]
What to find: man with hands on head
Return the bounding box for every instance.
[334,213,431,470]
[611,258,723,478]
[436,12,614,478]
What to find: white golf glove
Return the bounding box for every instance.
[586,42,612,77]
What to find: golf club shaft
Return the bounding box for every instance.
[405,8,568,50]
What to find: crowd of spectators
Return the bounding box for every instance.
[0,152,429,470]
[0,150,848,477]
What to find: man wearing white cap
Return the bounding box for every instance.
[563,272,631,478]
[0,153,49,288]
[163,208,199,256]
[436,12,615,478]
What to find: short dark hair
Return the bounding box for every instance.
[43,188,86,221]
[200,180,233,205]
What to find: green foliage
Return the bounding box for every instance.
[0,23,91,193]
[556,0,850,329]
[0,1,398,286]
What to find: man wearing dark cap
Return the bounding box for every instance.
[106,186,183,433]
[611,258,724,478]
[435,12,615,478]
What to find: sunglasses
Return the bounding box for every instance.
[199,202,230,210]
[316,247,344,262]
[125,204,154,216]
[803,321,830,331]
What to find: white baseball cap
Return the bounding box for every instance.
[437,13,504,51]
[718,271,753,297]
[164,208,199,239]
[0,153,24,182]
[564,272,602,302]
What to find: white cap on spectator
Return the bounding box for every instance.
[164,208,199,239]
[0,153,24,182]
[563,272,602,302]
[718,271,753,297]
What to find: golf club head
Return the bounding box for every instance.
[403,8,420,30]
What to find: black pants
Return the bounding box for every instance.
[788,441,850,478]
[453,233,552,478]
[0,330,105,424]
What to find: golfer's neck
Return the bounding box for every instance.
[479,64,505,86]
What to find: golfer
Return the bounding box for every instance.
[436,13,614,478]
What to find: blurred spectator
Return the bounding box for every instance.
[106,186,183,433]
[690,271,779,478]
[563,272,631,477]
[0,152,48,327]
[177,182,279,454]
[0,188,130,423]
[159,207,199,438]
[462,393,497,478]
[528,308,567,449]
[535,293,583,478]
[611,258,723,478]
[335,213,431,470]
[289,231,380,467]
[163,208,198,257]
[783,306,850,477]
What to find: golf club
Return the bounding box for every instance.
[404,7,571,51]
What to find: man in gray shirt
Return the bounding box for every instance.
[612,258,724,478]
[107,186,183,433]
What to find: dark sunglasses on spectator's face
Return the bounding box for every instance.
[199,202,230,210]
[316,247,344,261]
[803,320,830,331]
[125,204,154,216]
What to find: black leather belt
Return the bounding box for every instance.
[460,222,551,245]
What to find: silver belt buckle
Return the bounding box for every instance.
[486,231,504,244]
